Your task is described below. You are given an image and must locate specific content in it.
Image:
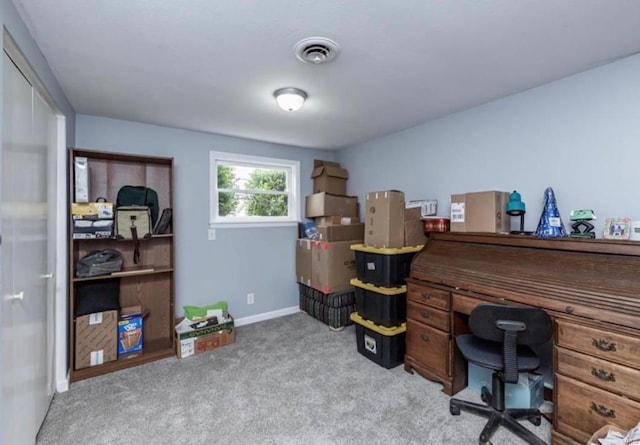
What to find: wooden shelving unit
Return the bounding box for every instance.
[68,148,175,382]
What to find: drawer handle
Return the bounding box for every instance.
[592,338,617,352]
[590,402,616,418]
[421,292,431,300]
[420,332,430,342]
[420,310,430,319]
[591,368,616,382]
[565,306,575,314]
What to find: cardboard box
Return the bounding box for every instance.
[404,206,422,221]
[175,316,235,359]
[315,215,360,225]
[316,223,365,242]
[75,310,117,370]
[296,238,312,286]
[305,193,358,218]
[311,239,362,293]
[450,191,511,233]
[311,160,348,195]
[468,362,544,409]
[71,201,114,220]
[365,190,405,248]
[404,219,427,247]
[118,306,143,356]
[587,425,627,445]
[72,219,114,239]
[74,156,89,203]
[407,199,438,217]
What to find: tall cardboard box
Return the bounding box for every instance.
[450,191,510,233]
[305,192,358,218]
[311,239,362,293]
[365,190,405,248]
[311,160,348,195]
[75,310,118,369]
[295,238,312,286]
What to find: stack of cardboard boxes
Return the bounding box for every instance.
[296,160,363,329]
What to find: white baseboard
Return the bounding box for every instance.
[56,370,69,393]
[234,306,300,327]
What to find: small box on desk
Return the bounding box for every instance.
[350,312,405,369]
[467,362,544,409]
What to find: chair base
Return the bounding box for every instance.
[449,398,546,445]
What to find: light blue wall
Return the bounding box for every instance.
[338,54,640,236]
[76,115,335,318]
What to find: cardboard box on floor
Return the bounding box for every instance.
[365,190,405,248]
[315,215,360,225]
[175,316,235,359]
[311,239,362,293]
[311,160,348,195]
[305,192,358,218]
[75,310,118,370]
[450,191,511,233]
[295,238,312,286]
[316,223,365,242]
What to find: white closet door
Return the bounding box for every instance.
[1,51,54,445]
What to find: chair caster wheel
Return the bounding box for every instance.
[481,387,491,404]
[528,415,541,426]
[449,403,460,416]
[479,439,492,445]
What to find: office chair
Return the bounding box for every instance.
[449,304,552,445]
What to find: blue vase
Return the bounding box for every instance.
[535,187,568,238]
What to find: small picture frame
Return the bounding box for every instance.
[603,217,631,240]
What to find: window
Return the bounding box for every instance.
[210,151,300,228]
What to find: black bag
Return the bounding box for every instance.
[116,186,160,227]
[76,249,123,278]
[75,278,121,317]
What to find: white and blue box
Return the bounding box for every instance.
[468,362,544,409]
[117,306,143,356]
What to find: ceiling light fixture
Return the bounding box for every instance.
[274,87,307,112]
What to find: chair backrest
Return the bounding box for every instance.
[469,304,552,346]
[468,304,552,383]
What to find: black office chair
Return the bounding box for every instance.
[449,304,552,445]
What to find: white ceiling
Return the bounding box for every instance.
[12,1,640,150]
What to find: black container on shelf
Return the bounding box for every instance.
[350,312,406,369]
[351,244,422,287]
[351,278,406,328]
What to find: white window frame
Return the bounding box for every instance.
[209,151,300,228]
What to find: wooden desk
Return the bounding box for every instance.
[406,233,640,445]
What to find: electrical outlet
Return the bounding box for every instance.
[247,292,254,304]
[208,228,216,240]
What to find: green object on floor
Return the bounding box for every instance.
[183,301,228,320]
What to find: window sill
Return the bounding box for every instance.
[209,221,299,229]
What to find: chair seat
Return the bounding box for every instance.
[456,334,540,372]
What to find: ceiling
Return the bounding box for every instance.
[12,1,640,150]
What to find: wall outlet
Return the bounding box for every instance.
[208,228,216,240]
[247,292,254,304]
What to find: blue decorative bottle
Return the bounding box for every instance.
[535,187,568,238]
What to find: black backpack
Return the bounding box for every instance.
[116,186,160,227]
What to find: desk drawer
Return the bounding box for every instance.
[556,347,640,402]
[555,374,640,443]
[407,301,450,332]
[556,319,640,369]
[406,319,449,377]
[407,283,450,311]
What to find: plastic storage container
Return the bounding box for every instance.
[350,312,406,369]
[351,278,406,328]
[350,244,422,287]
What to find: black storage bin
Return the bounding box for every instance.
[351,244,421,287]
[350,312,406,369]
[351,278,406,328]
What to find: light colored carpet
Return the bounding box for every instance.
[37,312,551,444]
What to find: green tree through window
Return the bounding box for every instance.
[246,169,287,216]
[217,165,238,216]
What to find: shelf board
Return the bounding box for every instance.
[72,233,173,242]
[70,338,174,382]
[73,265,173,282]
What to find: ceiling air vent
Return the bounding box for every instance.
[294,37,340,64]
